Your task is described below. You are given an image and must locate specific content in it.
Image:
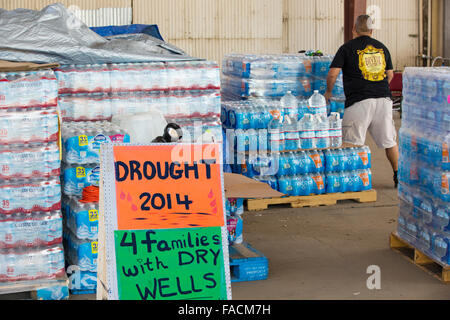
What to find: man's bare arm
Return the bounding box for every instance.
[324,67,342,102]
[386,69,394,84]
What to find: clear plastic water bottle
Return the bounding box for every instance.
[315,113,330,149]
[278,176,292,195]
[324,149,340,173]
[277,153,290,177]
[268,111,285,152]
[291,175,302,196]
[283,114,299,151]
[308,90,327,115]
[297,99,308,121]
[289,152,301,176]
[326,172,341,193]
[328,112,342,148]
[298,114,315,150]
[297,151,308,175]
[281,91,299,121]
[247,129,258,153]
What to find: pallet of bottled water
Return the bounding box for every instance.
[222,91,343,153]
[221,53,344,100]
[0,70,58,110]
[230,146,372,196]
[0,67,67,296]
[0,143,60,180]
[0,108,59,145]
[397,67,450,266]
[0,245,66,283]
[63,197,98,242]
[63,229,98,274]
[55,61,220,94]
[59,90,221,122]
[62,195,98,294]
[62,121,131,164]
[62,163,100,197]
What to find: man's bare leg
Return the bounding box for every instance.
[386,145,399,188]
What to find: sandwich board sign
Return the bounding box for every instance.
[97,143,232,300]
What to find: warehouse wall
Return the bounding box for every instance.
[1,0,419,69]
[0,0,132,27]
[283,0,345,56]
[132,0,284,65]
[366,0,419,69]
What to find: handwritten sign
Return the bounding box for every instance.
[113,144,224,230]
[98,143,231,300]
[114,227,227,300]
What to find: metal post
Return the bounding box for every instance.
[344,0,367,43]
[445,0,450,59]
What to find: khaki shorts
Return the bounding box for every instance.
[342,98,397,149]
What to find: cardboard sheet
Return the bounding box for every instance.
[223,173,283,199]
[0,60,59,72]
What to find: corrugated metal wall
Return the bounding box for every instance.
[1,0,419,68]
[132,0,284,64]
[0,0,132,27]
[367,0,419,69]
[284,0,345,55]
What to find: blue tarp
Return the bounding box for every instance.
[90,24,164,41]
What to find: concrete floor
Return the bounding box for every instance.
[74,112,447,300]
[232,112,450,300]
[4,112,450,300]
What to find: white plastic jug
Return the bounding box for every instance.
[111,107,167,144]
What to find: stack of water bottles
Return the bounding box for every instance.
[221,53,345,119]
[231,146,372,196]
[397,67,450,266]
[60,121,130,294]
[225,198,244,245]
[0,70,66,287]
[55,61,223,143]
[222,92,343,153]
[221,52,374,197]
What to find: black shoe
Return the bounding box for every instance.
[393,171,398,189]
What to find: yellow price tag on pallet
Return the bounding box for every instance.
[91,241,98,254]
[89,209,98,222]
[76,166,86,178]
[78,135,88,147]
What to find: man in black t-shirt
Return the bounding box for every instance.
[325,15,399,188]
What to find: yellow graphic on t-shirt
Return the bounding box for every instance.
[357,45,387,81]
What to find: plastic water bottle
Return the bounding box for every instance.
[258,129,268,153]
[297,99,308,121]
[324,149,340,173]
[247,129,258,153]
[277,153,291,177]
[315,113,330,149]
[326,172,342,193]
[281,91,299,121]
[278,176,292,195]
[328,112,342,148]
[283,114,299,151]
[355,146,371,169]
[268,111,285,152]
[308,90,327,115]
[291,175,302,196]
[297,151,309,174]
[288,152,301,175]
[298,114,315,150]
[310,150,323,174]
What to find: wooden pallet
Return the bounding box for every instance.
[0,276,69,300]
[390,232,450,283]
[245,190,377,211]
